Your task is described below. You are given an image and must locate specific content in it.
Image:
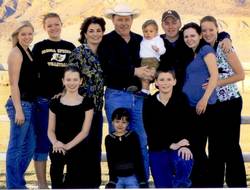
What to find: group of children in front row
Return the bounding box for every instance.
[49,65,193,188]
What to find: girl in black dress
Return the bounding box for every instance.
[47,65,95,188]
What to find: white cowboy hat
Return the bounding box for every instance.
[104,4,140,19]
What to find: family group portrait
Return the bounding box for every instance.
[0,0,250,189]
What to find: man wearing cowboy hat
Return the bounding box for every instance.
[98,4,151,187]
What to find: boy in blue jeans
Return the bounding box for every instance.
[143,68,193,188]
[105,108,148,188]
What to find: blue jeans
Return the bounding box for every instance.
[149,150,193,188]
[5,98,36,189]
[116,175,139,188]
[33,97,51,161]
[104,88,149,180]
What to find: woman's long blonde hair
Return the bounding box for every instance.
[11,20,34,47]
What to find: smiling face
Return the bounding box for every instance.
[112,117,129,135]
[85,23,104,46]
[201,21,218,46]
[43,16,62,41]
[112,15,133,37]
[161,17,181,41]
[62,70,82,94]
[183,27,201,51]
[143,24,158,40]
[17,26,34,48]
[156,71,176,94]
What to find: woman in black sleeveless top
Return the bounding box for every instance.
[5,21,38,189]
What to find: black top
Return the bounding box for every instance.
[49,96,94,145]
[143,91,192,151]
[159,32,193,91]
[17,42,38,101]
[105,131,146,183]
[32,39,75,98]
[98,31,142,90]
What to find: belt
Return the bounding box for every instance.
[107,85,139,93]
[20,93,35,102]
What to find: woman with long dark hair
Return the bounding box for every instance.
[182,22,218,187]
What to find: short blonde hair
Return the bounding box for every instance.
[42,12,62,27]
[11,21,34,47]
[142,19,158,32]
[141,57,159,69]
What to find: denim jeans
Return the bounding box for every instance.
[116,175,139,188]
[149,150,193,188]
[33,97,51,161]
[5,98,36,189]
[104,88,149,180]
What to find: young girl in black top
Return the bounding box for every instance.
[105,108,148,188]
[47,65,95,188]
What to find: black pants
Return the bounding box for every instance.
[208,97,247,187]
[86,111,103,187]
[189,104,217,187]
[49,142,101,189]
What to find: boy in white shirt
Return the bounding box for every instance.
[140,19,166,95]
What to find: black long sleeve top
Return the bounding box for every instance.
[159,32,193,91]
[32,39,75,98]
[98,30,142,90]
[143,91,192,151]
[105,131,146,184]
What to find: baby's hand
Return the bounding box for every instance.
[152,45,159,52]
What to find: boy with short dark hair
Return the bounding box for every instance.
[105,108,148,188]
[143,68,193,188]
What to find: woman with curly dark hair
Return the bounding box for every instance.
[68,16,106,188]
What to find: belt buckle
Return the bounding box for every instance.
[126,85,138,93]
